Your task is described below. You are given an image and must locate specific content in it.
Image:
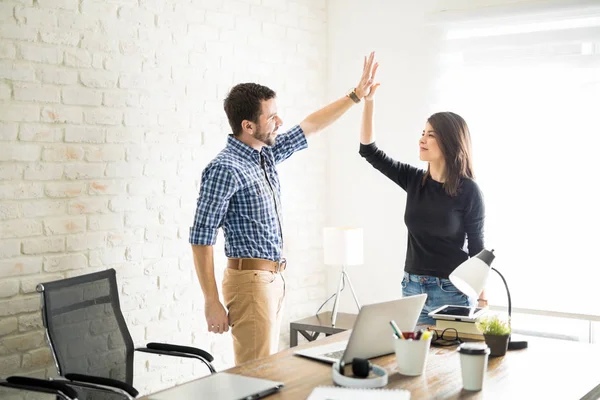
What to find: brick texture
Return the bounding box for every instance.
[0,0,328,396]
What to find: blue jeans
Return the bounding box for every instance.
[402,272,475,326]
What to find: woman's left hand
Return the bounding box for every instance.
[364,72,380,102]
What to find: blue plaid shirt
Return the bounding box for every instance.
[189,125,308,261]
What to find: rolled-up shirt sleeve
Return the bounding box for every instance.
[271,125,307,164]
[189,164,238,246]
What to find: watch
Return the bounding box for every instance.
[346,88,360,104]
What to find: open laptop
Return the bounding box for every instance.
[294,294,427,364]
[146,372,283,400]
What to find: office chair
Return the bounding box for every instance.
[1,375,136,400]
[1,376,78,400]
[36,268,216,398]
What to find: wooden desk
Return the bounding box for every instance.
[144,331,600,399]
[289,312,357,347]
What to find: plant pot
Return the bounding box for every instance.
[483,334,509,357]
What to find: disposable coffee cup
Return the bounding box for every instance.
[458,342,490,391]
[394,337,431,376]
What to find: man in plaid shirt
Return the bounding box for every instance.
[190,52,379,365]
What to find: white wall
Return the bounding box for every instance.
[0,0,329,396]
[325,0,446,310]
[324,0,578,311]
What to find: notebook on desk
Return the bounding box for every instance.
[146,372,283,400]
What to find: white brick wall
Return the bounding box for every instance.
[0,0,328,397]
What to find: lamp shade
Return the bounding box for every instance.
[323,227,364,266]
[449,249,496,299]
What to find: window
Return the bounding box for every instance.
[431,6,600,317]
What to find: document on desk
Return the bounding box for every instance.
[307,386,410,399]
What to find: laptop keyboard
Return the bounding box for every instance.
[322,350,344,360]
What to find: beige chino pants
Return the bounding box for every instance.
[222,267,286,365]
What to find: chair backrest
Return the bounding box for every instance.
[38,269,134,385]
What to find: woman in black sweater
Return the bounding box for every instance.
[358,76,487,325]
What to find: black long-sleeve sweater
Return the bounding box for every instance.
[359,142,485,279]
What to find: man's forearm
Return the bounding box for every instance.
[299,95,356,136]
[191,244,219,303]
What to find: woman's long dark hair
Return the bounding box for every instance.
[422,112,474,197]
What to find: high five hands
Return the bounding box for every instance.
[355,51,380,101]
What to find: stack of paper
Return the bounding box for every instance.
[307,386,410,400]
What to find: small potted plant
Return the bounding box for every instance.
[475,314,511,356]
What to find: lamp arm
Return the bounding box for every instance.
[491,267,512,320]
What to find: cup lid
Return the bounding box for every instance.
[458,342,490,355]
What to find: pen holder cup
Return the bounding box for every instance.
[393,336,431,376]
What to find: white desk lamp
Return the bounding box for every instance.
[323,227,363,327]
[449,249,528,350]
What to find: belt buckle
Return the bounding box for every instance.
[276,258,287,273]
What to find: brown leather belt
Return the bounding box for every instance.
[227,258,287,273]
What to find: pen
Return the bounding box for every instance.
[389,320,404,339]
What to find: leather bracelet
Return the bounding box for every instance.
[347,89,360,104]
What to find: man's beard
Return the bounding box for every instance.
[255,125,276,146]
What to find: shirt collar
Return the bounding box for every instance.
[227,135,270,164]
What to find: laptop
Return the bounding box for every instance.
[294,294,427,364]
[146,372,284,400]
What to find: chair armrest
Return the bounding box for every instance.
[4,376,78,400]
[64,373,139,397]
[143,342,214,362]
[136,343,216,373]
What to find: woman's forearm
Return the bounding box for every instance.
[360,100,375,144]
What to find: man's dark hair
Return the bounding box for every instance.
[223,83,276,136]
